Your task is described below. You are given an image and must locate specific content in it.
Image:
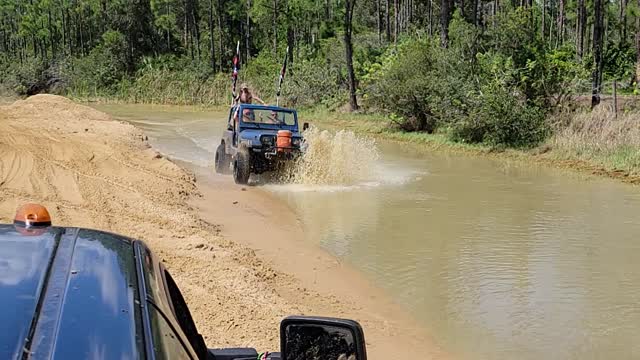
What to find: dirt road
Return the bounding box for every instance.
[0,95,445,359]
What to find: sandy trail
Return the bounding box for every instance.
[0,95,445,359]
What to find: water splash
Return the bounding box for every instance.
[287,127,380,186]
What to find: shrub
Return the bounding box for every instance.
[450,90,548,148]
[1,57,52,95]
[364,37,441,132]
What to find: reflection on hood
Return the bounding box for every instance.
[0,235,52,286]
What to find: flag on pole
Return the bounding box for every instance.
[231,41,241,104]
[276,47,289,106]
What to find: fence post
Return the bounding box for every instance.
[613,80,618,119]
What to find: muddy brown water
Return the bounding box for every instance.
[96,104,640,360]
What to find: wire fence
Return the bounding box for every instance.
[560,79,640,114]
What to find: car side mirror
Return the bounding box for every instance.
[280,316,367,360]
[302,122,309,131]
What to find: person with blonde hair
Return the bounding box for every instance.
[232,84,266,125]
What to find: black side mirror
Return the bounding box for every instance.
[302,122,309,131]
[280,316,367,360]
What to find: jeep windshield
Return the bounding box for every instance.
[239,108,296,127]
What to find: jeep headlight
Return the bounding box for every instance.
[260,135,275,146]
[292,137,302,147]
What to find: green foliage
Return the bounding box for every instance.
[519,45,590,106]
[288,56,346,108]
[603,40,636,81]
[451,83,548,147]
[364,37,440,132]
[62,31,129,94]
[0,57,50,95]
[364,9,555,147]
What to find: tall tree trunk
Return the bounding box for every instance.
[377,0,382,43]
[385,0,391,42]
[473,0,478,26]
[428,0,433,35]
[166,1,171,50]
[209,0,216,69]
[557,0,565,45]
[64,6,71,56]
[87,10,93,50]
[193,1,201,59]
[620,0,627,43]
[287,24,294,66]
[101,0,107,35]
[273,0,278,54]
[184,0,192,59]
[246,0,251,61]
[217,0,224,72]
[403,0,407,31]
[409,0,414,26]
[541,0,545,40]
[408,0,412,28]
[441,0,453,47]
[394,0,399,47]
[344,0,359,111]
[61,7,65,56]
[592,0,604,108]
[577,0,586,58]
[78,11,84,56]
[549,7,554,44]
[48,7,55,57]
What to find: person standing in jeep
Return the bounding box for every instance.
[233,84,266,124]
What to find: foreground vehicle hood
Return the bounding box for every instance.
[0,226,57,359]
[0,225,143,360]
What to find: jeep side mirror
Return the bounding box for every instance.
[302,122,309,131]
[280,316,367,360]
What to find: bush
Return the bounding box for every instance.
[0,57,54,95]
[363,13,484,132]
[451,83,548,147]
[364,37,441,132]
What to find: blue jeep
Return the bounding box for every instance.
[2,205,367,360]
[215,104,308,184]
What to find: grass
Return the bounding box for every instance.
[548,106,640,177]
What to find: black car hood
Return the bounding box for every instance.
[0,225,144,360]
[0,226,57,359]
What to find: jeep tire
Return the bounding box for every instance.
[233,146,251,184]
[215,143,231,174]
